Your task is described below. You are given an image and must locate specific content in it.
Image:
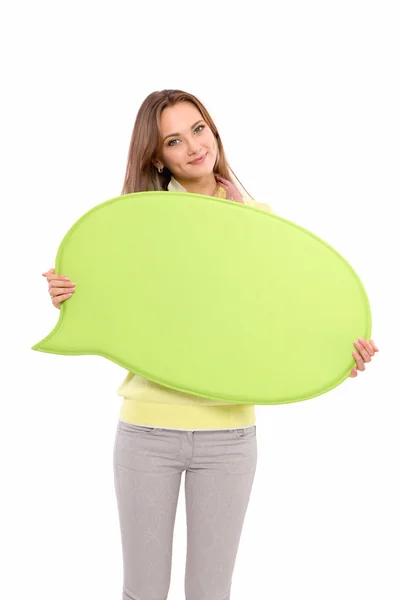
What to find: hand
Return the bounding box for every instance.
[42,268,76,310]
[349,338,379,378]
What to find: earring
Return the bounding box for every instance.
[157,166,164,174]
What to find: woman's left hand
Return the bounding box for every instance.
[349,338,379,378]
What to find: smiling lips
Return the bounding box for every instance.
[189,153,207,165]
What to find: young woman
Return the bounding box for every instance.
[42,89,379,600]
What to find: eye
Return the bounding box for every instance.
[167,125,205,147]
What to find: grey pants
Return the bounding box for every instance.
[113,420,258,600]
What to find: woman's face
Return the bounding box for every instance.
[155,102,218,181]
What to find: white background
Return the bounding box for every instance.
[1,1,399,599]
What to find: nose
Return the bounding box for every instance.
[187,137,201,155]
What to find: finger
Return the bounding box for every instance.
[49,285,75,297]
[370,339,379,352]
[52,292,73,307]
[349,367,358,378]
[352,350,366,371]
[354,340,372,363]
[358,337,375,357]
[48,280,76,291]
[46,273,71,282]
[42,268,55,277]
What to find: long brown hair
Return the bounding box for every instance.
[121,89,253,199]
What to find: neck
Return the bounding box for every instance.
[175,173,217,196]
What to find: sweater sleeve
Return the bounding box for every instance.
[243,196,276,215]
[117,370,135,394]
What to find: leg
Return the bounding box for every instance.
[184,426,258,600]
[113,422,184,600]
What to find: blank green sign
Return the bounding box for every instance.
[32,191,372,405]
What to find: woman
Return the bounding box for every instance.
[42,89,379,600]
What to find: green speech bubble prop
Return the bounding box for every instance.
[32,191,372,405]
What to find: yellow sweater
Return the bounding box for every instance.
[117,177,275,430]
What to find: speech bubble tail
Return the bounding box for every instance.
[31,325,93,356]
[32,337,58,353]
[31,321,65,353]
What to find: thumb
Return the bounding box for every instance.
[42,268,55,277]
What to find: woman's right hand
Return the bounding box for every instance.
[42,268,76,310]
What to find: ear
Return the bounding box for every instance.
[152,158,163,170]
